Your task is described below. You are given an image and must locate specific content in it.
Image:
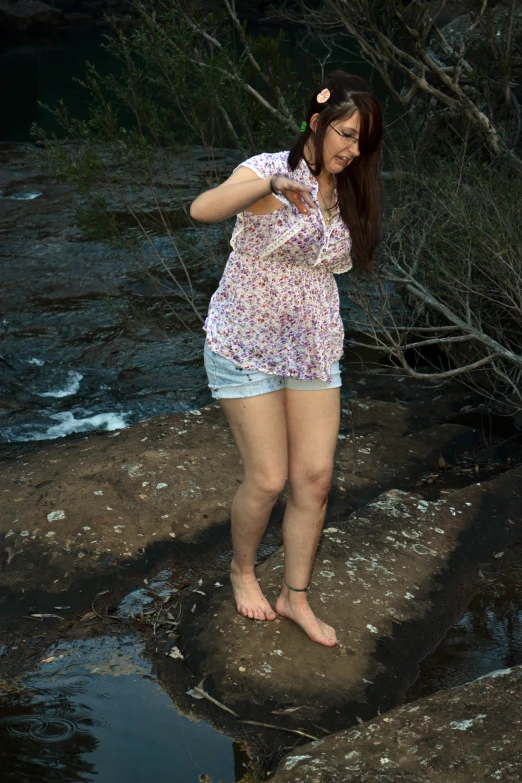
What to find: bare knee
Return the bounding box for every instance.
[244,469,288,502]
[289,466,332,507]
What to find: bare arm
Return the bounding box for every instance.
[189,165,317,223]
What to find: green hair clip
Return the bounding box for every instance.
[300,120,308,133]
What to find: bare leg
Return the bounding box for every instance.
[275,387,340,646]
[219,390,287,621]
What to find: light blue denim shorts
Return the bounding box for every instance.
[204,340,341,399]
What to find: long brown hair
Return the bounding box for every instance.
[288,71,383,272]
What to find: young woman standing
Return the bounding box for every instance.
[190,71,383,647]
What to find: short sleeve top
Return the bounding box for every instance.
[203,150,353,382]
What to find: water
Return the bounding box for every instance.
[0,635,240,783]
[0,26,382,144]
[406,553,522,701]
[0,29,116,143]
[0,197,219,443]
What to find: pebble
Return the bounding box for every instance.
[47,510,65,521]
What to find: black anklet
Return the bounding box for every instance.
[284,579,310,592]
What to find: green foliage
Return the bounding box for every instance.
[30,0,306,328]
[34,0,302,156]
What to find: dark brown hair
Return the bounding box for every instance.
[288,71,383,271]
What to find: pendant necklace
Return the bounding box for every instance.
[318,185,338,226]
[303,155,338,226]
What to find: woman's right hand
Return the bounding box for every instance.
[270,175,317,215]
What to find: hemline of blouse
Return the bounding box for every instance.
[203,330,343,384]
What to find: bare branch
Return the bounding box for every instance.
[223,0,299,132]
[180,3,299,134]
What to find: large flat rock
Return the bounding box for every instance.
[0,396,483,590]
[271,664,522,782]
[0,404,237,587]
[328,397,483,515]
[183,470,521,727]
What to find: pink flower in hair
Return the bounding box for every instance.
[316,88,330,104]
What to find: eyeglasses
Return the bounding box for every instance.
[328,123,359,145]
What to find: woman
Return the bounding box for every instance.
[190,71,383,647]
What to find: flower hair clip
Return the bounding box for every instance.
[316,88,330,104]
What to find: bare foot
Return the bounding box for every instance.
[230,562,276,621]
[275,590,337,647]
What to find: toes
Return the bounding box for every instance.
[327,631,338,645]
[238,602,278,621]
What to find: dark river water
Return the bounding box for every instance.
[0,29,116,143]
[0,634,243,783]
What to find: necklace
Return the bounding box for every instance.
[318,184,338,226]
[302,154,339,225]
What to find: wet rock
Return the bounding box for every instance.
[63,10,92,23]
[117,569,176,618]
[0,0,62,30]
[0,403,240,587]
[271,664,522,782]
[0,393,486,590]
[184,470,521,727]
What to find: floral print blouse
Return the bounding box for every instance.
[203,151,353,382]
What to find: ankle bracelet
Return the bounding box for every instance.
[284,579,310,592]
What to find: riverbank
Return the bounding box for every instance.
[1,364,521,778]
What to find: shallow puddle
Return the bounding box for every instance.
[0,635,241,783]
[406,554,522,701]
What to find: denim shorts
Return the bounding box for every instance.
[204,341,341,399]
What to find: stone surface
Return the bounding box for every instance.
[183,470,521,728]
[0,0,62,29]
[328,397,484,516]
[0,391,485,590]
[0,404,239,588]
[271,664,522,782]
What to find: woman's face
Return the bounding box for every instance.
[315,110,361,174]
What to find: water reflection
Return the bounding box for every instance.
[0,636,237,783]
[406,556,522,701]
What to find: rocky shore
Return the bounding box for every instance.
[1,372,521,779]
[0,0,132,31]
[0,0,296,32]
[271,664,522,782]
